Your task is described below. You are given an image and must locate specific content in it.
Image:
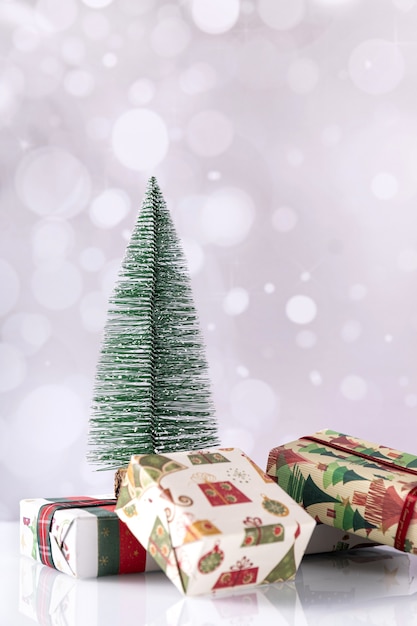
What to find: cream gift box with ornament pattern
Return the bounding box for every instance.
[115,447,316,596]
[267,429,417,554]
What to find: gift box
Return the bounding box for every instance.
[20,496,158,578]
[267,429,417,553]
[115,447,316,596]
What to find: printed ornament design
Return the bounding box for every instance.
[262,495,289,517]
[213,556,258,590]
[240,516,285,547]
[194,473,252,507]
[176,513,222,544]
[188,451,231,465]
[198,543,224,574]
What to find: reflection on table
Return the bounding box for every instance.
[19,547,417,626]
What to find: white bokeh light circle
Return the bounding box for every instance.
[151,17,191,57]
[32,218,74,266]
[295,329,317,348]
[0,65,24,114]
[321,125,342,146]
[405,394,417,408]
[258,0,305,30]
[371,172,398,200]
[36,0,78,32]
[230,379,279,428]
[64,69,95,98]
[201,187,255,247]
[341,320,362,343]
[20,55,63,99]
[286,295,317,325]
[103,53,117,68]
[0,259,20,316]
[100,260,121,298]
[15,147,91,217]
[393,0,416,11]
[287,148,304,167]
[349,283,367,300]
[0,418,9,462]
[86,116,111,140]
[32,261,83,310]
[191,0,240,34]
[397,248,417,272]
[264,282,275,294]
[14,384,85,452]
[82,12,110,40]
[13,25,40,52]
[82,0,113,7]
[128,79,155,106]
[310,370,322,386]
[340,375,368,401]
[79,247,106,272]
[237,39,281,90]
[61,37,86,65]
[80,291,107,332]
[237,365,249,377]
[180,63,217,95]
[89,188,131,228]
[272,206,298,232]
[223,287,249,315]
[186,110,234,157]
[112,108,169,171]
[220,427,254,454]
[348,39,405,95]
[0,343,26,392]
[287,58,319,94]
[181,238,205,276]
[2,313,51,355]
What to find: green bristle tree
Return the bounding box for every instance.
[89,177,219,470]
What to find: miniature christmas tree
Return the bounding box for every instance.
[88,177,219,471]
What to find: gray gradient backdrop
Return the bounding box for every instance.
[1,0,417,520]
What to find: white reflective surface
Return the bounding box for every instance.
[3,521,417,626]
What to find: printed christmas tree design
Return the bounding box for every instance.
[277,465,378,535]
[263,544,296,583]
[89,177,219,470]
[332,499,377,534]
[322,462,367,489]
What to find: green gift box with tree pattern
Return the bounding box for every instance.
[267,429,417,554]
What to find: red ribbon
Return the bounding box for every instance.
[300,436,417,550]
[37,497,116,568]
[301,436,417,477]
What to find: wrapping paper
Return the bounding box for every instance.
[20,496,158,578]
[116,447,316,596]
[267,429,417,553]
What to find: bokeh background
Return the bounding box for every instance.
[2,0,417,520]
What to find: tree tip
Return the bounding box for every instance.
[147,176,159,188]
